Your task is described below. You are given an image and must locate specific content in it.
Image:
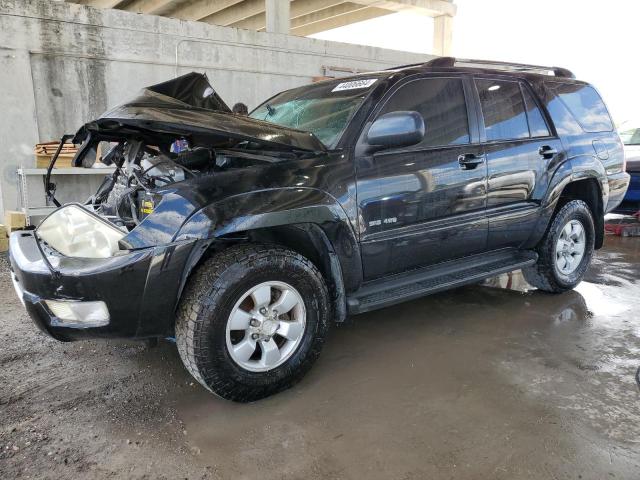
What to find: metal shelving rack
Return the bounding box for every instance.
[17,167,115,225]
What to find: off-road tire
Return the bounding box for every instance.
[175,244,330,402]
[523,200,595,293]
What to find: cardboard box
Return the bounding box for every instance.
[0,237,9,253]
[35,141,78,169]
[5,211,26,234]
[36,153,75,169]
[0,224,7,238]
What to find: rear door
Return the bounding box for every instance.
[474,77,563,249]
[356,75,488,280]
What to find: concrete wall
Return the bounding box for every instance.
[0,0,430,217]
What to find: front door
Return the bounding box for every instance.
[356,76,488,280]
[474,77,563,249]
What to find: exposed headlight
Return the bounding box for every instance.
[45,300,110,328]
[37,204,125,258]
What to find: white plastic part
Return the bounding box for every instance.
[45,300,110,328]
[37,204,125,258]
[11,272,25,307]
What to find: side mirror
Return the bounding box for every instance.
[366,111,425,151]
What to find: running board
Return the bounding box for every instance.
[347,249,538,315]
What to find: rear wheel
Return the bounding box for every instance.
[175,244,330,402]
[523,199,595,293]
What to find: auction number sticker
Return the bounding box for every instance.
[332,79,377,92]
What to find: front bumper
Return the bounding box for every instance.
[9,230,198,341]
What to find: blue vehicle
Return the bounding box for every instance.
[617,126,640,213]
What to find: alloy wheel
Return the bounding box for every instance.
[555,219,586,275]
[225,281,306,372]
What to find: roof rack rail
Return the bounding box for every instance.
[393,57,575,79]
[427,57,575,78]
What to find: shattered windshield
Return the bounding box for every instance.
[250,77,381,148]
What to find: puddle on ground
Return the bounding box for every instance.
[174,237,640,478]
[479,237,640,445]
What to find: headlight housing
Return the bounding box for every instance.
[37,204,125,258]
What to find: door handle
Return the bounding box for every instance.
[538,145,558,158]
[458,153,485,170]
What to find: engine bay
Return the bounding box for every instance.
[92,140,211,228]
[77,137,301,230]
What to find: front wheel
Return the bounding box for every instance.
[523,199,595,293]
[175,244,330,402]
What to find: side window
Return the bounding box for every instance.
[522,86,550,137]
[378,78,470,147]
[550,83,613,133]
[476,79,529,141]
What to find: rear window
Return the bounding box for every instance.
[550,83,613,133]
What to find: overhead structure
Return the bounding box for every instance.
[64,0,456,55]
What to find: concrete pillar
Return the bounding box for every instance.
[265,0,290,34]
[433,14,453,56]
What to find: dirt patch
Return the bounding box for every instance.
[2,237,640,479]
[0,254,213,479]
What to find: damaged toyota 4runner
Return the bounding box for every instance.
[9,58,629,401]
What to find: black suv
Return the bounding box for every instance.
[9,57,629,401]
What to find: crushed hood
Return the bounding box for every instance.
[77,72,326,152]
[143,72,231,112]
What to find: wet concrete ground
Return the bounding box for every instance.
[1,236,639,479]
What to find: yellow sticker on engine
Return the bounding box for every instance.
[141,201,154,214]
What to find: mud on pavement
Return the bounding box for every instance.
[1,237,640,479]
[0,254,209,479]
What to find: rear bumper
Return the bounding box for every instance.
[623,171,640,201]
[9,230,198,341]
[612,171,640,214]
[606,171,631,213]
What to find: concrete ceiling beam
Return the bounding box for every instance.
[292,2,368,28]
[201,0,265,26]
[123,0,189,16]
[231,0,347,32]
[291,0,348,19]
[76,0,130,8]
[291,5,392,36]
[166,0,245,21]
[350,0,456,17]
